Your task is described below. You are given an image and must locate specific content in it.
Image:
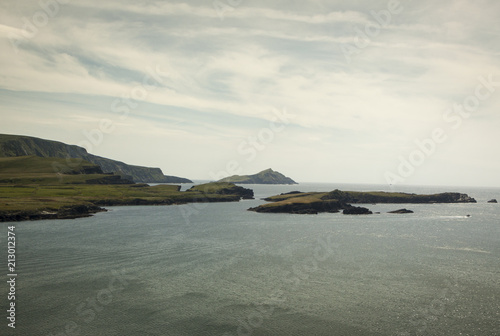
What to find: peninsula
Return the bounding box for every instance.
[218,168,297,184]
[0,134,192,183]
[248,189,477,215]
[0,156,253,222]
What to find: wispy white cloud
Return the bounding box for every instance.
[0,0,499,185]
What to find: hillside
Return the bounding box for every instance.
[0,134,192,183]
[0,156,135,185]
[0,155,254,222]
[218,168,297,184]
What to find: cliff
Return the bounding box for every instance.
[0,134,192,183]
[218,168,297,184]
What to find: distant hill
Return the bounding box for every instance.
[218,168,297,184]
[0,134,192,183]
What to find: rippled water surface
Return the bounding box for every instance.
[2,183,500,335]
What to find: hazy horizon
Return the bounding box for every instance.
[1,0,499,187]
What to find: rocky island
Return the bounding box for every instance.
[217,168,297,184]
[248,189,477,215]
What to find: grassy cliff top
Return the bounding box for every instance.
[0,156,100,174]
[0,133,192,183]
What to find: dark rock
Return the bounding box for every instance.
[0,204,106,222]
[280,191,302,195]
[488,199,498,203]
[291,209,318,215]
[342,206,373,215]
[248,200,342,214]
[321,189,352,202]
[56,204,106,219]
[388,208,414,214]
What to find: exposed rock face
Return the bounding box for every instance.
[343,206,373,215]
[0,134,193,183]
[187,182,254,200]
[0,205,106,222]
[488,199,498,203]
[248,199,342,214]
[280,191,302,195]
[218,168,297,184]
[388,209,414,214]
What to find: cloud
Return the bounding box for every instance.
[0,0,499,186]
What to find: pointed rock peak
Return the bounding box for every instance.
[217,168,297,184]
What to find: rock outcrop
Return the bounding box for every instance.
[388,209,414,214]
[0,205,106,222]
[248,199,342,214]
[343,206,373,215]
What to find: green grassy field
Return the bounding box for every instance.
[0,156,252,221]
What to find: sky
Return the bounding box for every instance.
[0,0,499,187]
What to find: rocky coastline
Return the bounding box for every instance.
[248,190,477,215]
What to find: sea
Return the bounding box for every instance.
[2,182,500,336]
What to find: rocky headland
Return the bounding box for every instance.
[217,168,297,185]
[0,155,254,222]
[0,134,192,183]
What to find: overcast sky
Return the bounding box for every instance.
[1,0,499,187]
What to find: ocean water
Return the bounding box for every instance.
[1,183,500,336]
